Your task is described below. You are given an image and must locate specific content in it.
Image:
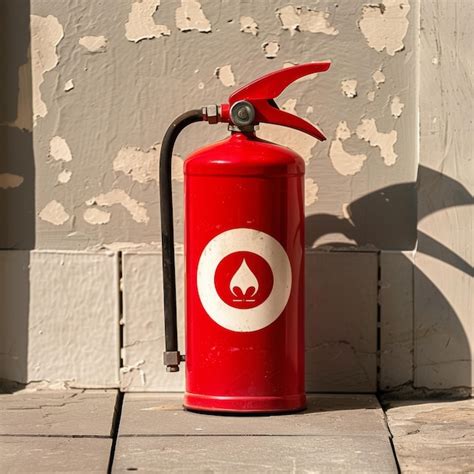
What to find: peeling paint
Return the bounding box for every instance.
[262,41,280,59]
[329,121,367,176]
[86,189,149,224]
[276,5,338,36]
[214,65,235,87]
[64,79,74,92]
[57,169,72,184]
[0,173,24,189]
[49,136,72,162]
[240,16,258,36]
[359,1,410,56]
[390,96,404,117]
[125,0,170,42]
[176,0,211,33]
[306,106,314,115]
[341,79,358,98]
[356,118,398,166]
[259,99,317,164]
[31,15,64,124]
[39,200,69,225]
[372,69,385,88]
[305,178,319,206]
[79,35,108,53]
[83,207,111,225]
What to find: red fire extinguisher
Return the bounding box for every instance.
[160,62,331,413]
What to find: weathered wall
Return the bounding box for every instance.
[0,0,471,394]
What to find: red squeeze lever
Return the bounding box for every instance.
[219,61,331,141]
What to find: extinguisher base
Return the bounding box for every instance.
[183,392,306,414]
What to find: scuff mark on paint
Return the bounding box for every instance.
[356,118,398,166]
[39,200,69,225]
[358,1,410,56]
[329,121,367,176]
[83,207,111,225]
[372,69,385,88]
[31,15,64,124]
[306,106,314,115]
[390,96,404,117]
[276,5,338,36]
[214,65,235,87]
[240,16,258,36]
[262,41,280,59]
[259,99,317,164]
[176,0,211,33]
[367,91,376,102]
[86,189,149,224]
[113,144,183,184]
[79,35,108,53]
[57,169,72,184]
[0,173,24,189]
[341,79,358,98]
[305,178,319,206]
[49,136,72,162]
[64,79,74,92]
[125,0,170,42]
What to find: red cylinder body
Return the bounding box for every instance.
[183,132,305,413]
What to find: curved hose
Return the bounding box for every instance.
[160,109,203,372]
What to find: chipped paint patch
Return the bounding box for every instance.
[214,65,235,87]
[31,15,64,124]
[126,0,170,42]
[367,91,376,102]
[262,41,280,59]
[83,207,111,225]
[113,144,183,184]
[258,99,317,164]
[8,60,33,131]
[0,173,24,189]
[39,200,69,225]
[390,96,404,117]
[79,35,108,53]
[276,5,338,36]
[359,1,410,56]
[356,118,398,166]
[341,79,358,98]
[86,189,149,224]
[240,16,258,36]
[329,121,367,176]
[57,169,72,184]
[305,178,319,206]
[64,79,74,92]
[372,69,385,88]
[176,0,211,33]
[49,136,72,162]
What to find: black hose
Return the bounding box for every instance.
[160,109,203,371]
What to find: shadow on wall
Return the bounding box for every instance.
[0,0,33,390]
[305,165,472,394]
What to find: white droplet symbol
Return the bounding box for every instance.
[230,258,259,302]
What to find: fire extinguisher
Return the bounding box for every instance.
[160,62,330,413]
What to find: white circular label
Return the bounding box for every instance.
[197,228,292,332]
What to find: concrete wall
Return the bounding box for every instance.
[0,0,471,394]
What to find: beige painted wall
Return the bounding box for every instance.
[0,0,471,394]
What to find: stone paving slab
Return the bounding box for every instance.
[113,435,398,473]
[119,393,389,437]
[0,436,112,473]
[385,399,474,472]
[0,390,118,436]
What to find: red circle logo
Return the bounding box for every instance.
[214,251,274,310]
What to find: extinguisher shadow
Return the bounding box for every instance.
[304,165,472,396]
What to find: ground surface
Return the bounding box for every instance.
[0,391,472,473]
